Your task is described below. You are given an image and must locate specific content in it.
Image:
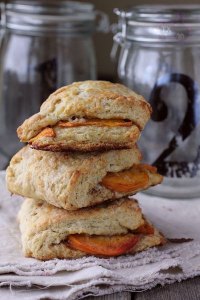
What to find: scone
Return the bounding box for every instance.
[18,197,166,260]
[17,81,152,152]
[6,146,163,210]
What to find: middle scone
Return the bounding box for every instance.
[6,146,163,210]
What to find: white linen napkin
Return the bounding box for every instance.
[0,171,200,300]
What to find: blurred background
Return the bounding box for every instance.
[2,0,200,81]
[91,0,200,80]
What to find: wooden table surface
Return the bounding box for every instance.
[86,277,200,300]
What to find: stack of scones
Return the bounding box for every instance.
[6,81,165,260]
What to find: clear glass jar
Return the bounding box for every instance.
[113,5,200,198]
[0,0,108,169]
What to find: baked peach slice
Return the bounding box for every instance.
[29,119,133,143]
[68,234,140,256]
[135,222,154,235]
[57,119,133,128]
[101,164,156,193]
[30,127,55,142]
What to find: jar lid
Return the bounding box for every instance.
[114,5,200,43]
[2,0,108,34]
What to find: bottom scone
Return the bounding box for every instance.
[18,197,166,260]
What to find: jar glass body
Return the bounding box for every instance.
[0,29,96,169]
[117,40,200,198]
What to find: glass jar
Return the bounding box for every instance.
[0,0,108,169]
[113,5,200,198]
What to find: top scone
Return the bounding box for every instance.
[17,81,152,152]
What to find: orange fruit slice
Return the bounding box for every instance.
[135,222,155,235]
[101,166,150,193]
[30,128,55,142]
[57,119,133,128]
[68,234,139,256]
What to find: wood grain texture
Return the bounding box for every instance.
[135,277,200,300]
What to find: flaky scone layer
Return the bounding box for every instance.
[6,146,142,210]
[6,146,162,210]
[17,81,152,143]
[18,198,165,260]
[30,124,140,152]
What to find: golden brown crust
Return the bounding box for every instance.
[6,146,162,210]
[17,113,48,141]
[30,141,136,152]
[6,146,143,210]
[19,198,143,235]
[24,232,165,260]
[18,197,165,260]
[17,81,152,144]
[29,123,141,153]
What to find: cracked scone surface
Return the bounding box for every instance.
[18,197,165,260]
[6,146,162,210]
[17,81,151,151]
